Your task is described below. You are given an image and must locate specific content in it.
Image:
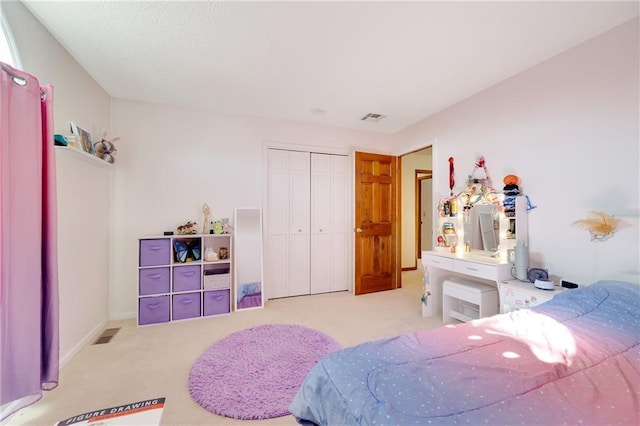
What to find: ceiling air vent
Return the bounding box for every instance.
[360,113,386,123]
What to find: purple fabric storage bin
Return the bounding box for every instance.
[139,267,170,295]
[172,292,201,320]
[139,238,171,266]
[203,289,230,316]
[173,264,202,292]
[139,295,170,325]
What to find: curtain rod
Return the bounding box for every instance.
[1,63,27,86]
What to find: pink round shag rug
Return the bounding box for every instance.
[188,324,341,420]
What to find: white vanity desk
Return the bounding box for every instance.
[421,250,512,318]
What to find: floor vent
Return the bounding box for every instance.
[93,327,120,345]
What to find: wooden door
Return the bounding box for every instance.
[354,152,398,295]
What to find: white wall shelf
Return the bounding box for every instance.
[55,146,115,168]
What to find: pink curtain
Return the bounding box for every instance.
[0,62,59,420]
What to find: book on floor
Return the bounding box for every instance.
[55,397,165,426]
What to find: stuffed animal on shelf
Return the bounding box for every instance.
[202,203,211,234]
[221,218,233,234]
[212,220,223,234]
[93,130,120,163]
[177,221,198,235]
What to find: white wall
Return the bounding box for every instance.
[6,1,638,366]
[2,1,113,365]
[393,18,640,285]
[109,98,391,318]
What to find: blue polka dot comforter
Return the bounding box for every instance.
[290,281,640,425]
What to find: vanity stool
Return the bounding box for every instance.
[442,277,499,323]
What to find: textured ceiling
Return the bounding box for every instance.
[22,1,639,134]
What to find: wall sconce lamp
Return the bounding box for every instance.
[572,211,618,242]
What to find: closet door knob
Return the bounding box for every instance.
[355,228,363,233]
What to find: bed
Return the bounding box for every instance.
[290,280,640,425]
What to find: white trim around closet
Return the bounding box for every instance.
[261,141,354,298]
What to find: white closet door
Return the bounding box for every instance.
[288,151,311,296]
[266,149,311,298]
[266,149,291,299]
[329,155,349,291]
[310,154,331,293]
[311,153,349,293]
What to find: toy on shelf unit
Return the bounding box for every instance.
[221,218,233,234]
[202,203,211,234]
[204,246,218,261]
[218,247,229,259]
[211,219,231,234]
[177,221,198,235]
[93,130,120,163]
[211,220,223,234]
[173,238,201,263]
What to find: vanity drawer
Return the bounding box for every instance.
[453,259,497,281]
[173,264,202,292]
[139,267,170,295]
[423,254,454,271]
[172,292,201,320]
[139,238,171,266]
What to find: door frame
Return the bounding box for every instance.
[415,169,433,259]
[394,138,440,275]
[263,139,440,296]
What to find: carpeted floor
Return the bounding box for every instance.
[6,269,444,425]
[189,324,341,420]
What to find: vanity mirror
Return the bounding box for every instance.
[438,195,526,256]
[435,156,528,255]
[464,204,500,252]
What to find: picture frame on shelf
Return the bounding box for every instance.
[70,122,95,155]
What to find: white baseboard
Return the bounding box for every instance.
[60,318,108,369]
[108,311,137,321]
